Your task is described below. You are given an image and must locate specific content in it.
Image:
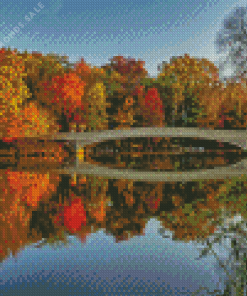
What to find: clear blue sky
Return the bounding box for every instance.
[0,0,246,81]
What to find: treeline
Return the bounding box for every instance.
[1,47,247,142]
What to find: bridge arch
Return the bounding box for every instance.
[55,158,247,182]
[52,127,247,150]
[51,127,247,182]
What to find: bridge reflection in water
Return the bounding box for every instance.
[48,127,247,182]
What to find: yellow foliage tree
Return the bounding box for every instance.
[156,54,225,127]
[0,48,32,136]
[84,82,108,131]
[219,78,247,128]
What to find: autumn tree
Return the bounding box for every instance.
[132,78,160,127]
[109,56,148,90]
[100,56,150,129]
[15,50,68,104]
[153,54,225,128]
[98,66,130,129]
[36,71,87,131]
[132,85,165,127]
[0,47,32,137]
[13,50,74,132]
[159,194,224,243]
[59,197,87,234]
[219,77,247,129]
[2,101,60,141]
[195,82,226,129]
[70,58,110,131]
[43,52,76,73]
[183,176,247,295]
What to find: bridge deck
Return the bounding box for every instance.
[47,127,247,150]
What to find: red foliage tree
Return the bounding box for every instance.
[143,87,164,126]
[133,85,164,127]
[54,197,87,234]
[40,72,87,124]
[63,198,87,233]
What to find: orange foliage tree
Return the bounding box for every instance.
[195,83,226,129]
[38,72,86,122]
[2,101,60,141]
[85,176,110,225]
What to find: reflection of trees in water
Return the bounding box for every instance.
[1,162,247,292]
[103,180,211,242]
[0,139,75,170]
[158,177,247,296]
[86,137,246,172]
[0,171,215,261]
[216,213,247,296]
[0,170,61,263]
[158,213,247,295]
[194,210,247,296]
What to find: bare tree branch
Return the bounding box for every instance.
[215,6,247,84]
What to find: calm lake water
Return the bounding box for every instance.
[0,219,230,296]
[0,136,246,295]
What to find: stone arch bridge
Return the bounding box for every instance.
[46,127,247,182]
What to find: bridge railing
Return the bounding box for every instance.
[45,127,247,151]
